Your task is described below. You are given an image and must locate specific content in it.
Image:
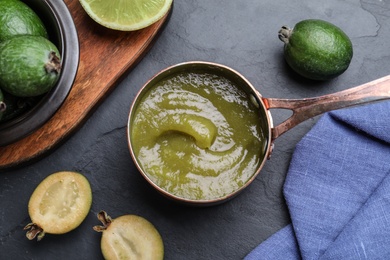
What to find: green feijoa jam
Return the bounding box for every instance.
[0,35,61,97]
[131,71,267,201]
[279,19,353,81]
[0,0,48,41]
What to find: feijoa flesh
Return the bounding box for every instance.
[0,35,61,97]
[94,211,164,260]
[0,0,48,42]
[279,19,353,80]
[24,171,92,241]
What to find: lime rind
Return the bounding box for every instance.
[79,0,173,31]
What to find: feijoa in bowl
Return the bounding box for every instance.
[0,0,79,146]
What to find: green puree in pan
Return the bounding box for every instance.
[131,71,267,200]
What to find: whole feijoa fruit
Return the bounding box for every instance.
[278,19,353,81]
[0,35,61,97]
[24,171,92,241]
[0,0,48,41]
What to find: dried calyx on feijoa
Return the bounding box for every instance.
[24,171,92,241]
[93,210,164,260]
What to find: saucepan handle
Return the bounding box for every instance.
[263,75,390,140]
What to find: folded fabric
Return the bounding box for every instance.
[245,101,390,260]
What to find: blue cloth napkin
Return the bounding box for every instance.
[245,101,390,260]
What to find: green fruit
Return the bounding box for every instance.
[278,19,353,81]
[0,35,61,97]
[25,171,92,241]
[0,0,48,41]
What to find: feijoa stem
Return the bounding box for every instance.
[24,223,45,241]
[45,51,62,74]
[278,26,292,44]
[93,210,113,232]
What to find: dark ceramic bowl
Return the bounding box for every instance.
[0,0,79,146]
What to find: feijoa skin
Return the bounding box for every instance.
[0,0,48,41]
[0,35,61,97]
[279,19,353,81]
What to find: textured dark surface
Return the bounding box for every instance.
[1,0,389,259]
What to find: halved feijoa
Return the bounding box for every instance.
[0,35,61,97]
[24,171,92,241]
[0,0,48,41]
[94,211,164,260]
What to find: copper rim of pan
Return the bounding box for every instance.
[127,61,273,206]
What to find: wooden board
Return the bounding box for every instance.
[0,0,171,170]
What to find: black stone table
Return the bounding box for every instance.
[1,0,389,259]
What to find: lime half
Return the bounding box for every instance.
[79,0,173,31]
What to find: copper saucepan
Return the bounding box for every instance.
[127,61,390,206]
